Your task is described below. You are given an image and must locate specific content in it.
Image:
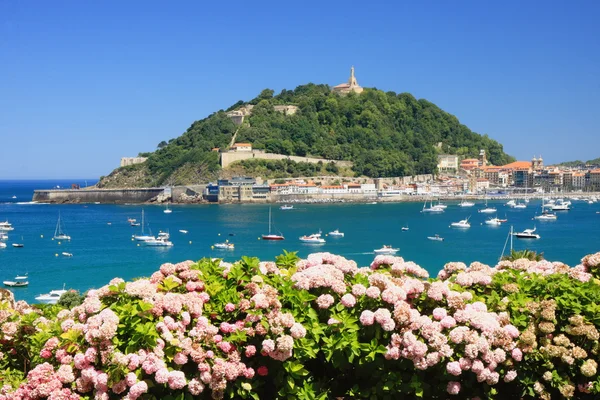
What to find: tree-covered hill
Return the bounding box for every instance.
[557,157,600,167]
[98,84,514,187]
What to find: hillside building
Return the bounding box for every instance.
[437,155,459,172]
[120,157,147,167]
[332,66,364,95]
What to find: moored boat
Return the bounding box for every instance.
[513,227,540,239]
[328,229,344,237]
[35,287,68,304]
[0,221,14,231]
[374,245,399,254]
[262,208,285,241]
[53,213,71,240]
[485,217,502,226]
[450,217,471,228]
[214,242,234,250]
[280,205,293,210]
[299,233,326,244]
[427,234,444,241]
[3,275,28,287]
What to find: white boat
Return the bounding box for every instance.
[280,205,293,210]
[0,232,8,241]
[133,210,155,241]
[512,202,527,209]
[505,199,516,207]
[328,229,344,237]
[478,198,497,214]
[513,227,540,239]
[3,275,28,287]
[12,243,24,248]
[262,208,285,241]
[144,232,173,247]
[534,199,557,221]
[0,242,6,249]
[35,287,68,304]
[485,217,502,226]
[299,232,326,244]
[214,242,234,250]
[164,202,173,214]
[450,217,471,228]
[458,200,475,207]
[62,252,73,257]
[551,201,570,211]
[11,195,16,199]
[421,200,444,213]
[374,245,399,254]
[401,226,409,231]
[0,221,14,231]
[435,201,448,209]
[427,234,444,241]
[53,213,71,240]
[179,230,188,234]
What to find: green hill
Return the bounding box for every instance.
[557,157,600,167]
[98,84,514,187]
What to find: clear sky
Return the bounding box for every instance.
[1,0,599,179]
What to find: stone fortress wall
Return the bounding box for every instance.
[220,150,353,169]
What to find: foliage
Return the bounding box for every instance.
[558,157,600,167]
[502,249,545,261]
[232,159,342,179]
[57,291,85,309]
[3,251,600,399]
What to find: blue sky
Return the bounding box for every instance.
[1,1,599,179]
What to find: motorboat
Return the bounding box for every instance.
[450,218,471,228]
[0,232,8,240]
[62,252,73,257]
[53,213,71,240]
[551,201,570,211]
[458,200,475,207]
[179,230,188,234]
[513,227,540,239]
[401,226,409,231]
[427,234,444,241]
[144,232,173,247]
[280,205,293,210]
[133,210,154,241]
[299,233,326,244]
[262,208,285,240]
[512,202,527,209]
[373,245,399,254]
[35,287,68,304]
[12,243,24,248]
[505,199,516,207]
[11,195,16,199]
[328,229,345,237]
[164,202,173,214]
[214,242,234,250]
[0,221,14,231]
[0,242,6,249]
[485,217,502,226]
[421,200,444,213]
[3,275,28,287]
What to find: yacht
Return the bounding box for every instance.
[435,200,448,209]
[262,208,284,241]
[133,210,155,241]
[458,200,475,207]
[450,217,471,228]
[144,232,173,247]
[513,227,540,239]
[421,200,444,213]
[53,213,71,240]
[328,229,344,237]
[280,205,294,210]
[534,199,557,221]
[551,201,571,211]
[373,245,399,254]
[478,198,497,214]
[0,232,8,241]
[485,217,502,226]
[0,221,14,231]
[299,232,326,244]
[3,275,28,287]
[179,230,188,234]
[35,287,68,304]
[427,234,444,241]
[512,202,527,209]
[213,242,234,250]
[62,252,73,257]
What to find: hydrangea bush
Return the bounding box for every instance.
[1,251,600,399]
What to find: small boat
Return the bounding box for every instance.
[534,199,557,220]
[512,202,527,209]
[3,275,28,287]
[144,232,173,247]
[427,234,444,241]
[498,218,508,223]
[478,198,497,214]
[280,205,293,210]
[299,232,326,244]
[435,201,448,209]
[164,202,173,214]
[374,245,399,254]
[450,217,471,229]
[35,287,68,304]
[485,217,502,226]
[0,221,14,231]
[62,252,73,257]
[421,200,444,213]
[551,201,570,211]
[458,200,475,207]
[513,227,540,239]
[130,222,141,227]
[214,242,234,250]
[94,202,100,205]
[505,199,516,207]
[179,230,188,234]
[401,226,409,231]
[11,195,16,199]
[12,243,24,248]
[133,210,154,241]
[369,201,378,205]
[0,232,8,241]
[262,208,285,241]
[53,213,71,240]
[127,218,136,223]
[328,229,344,237]
[0,242,6,249]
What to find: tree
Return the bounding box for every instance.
[502,249,545,261]
[157,141,167,149]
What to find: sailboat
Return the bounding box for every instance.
[262,207,284,240]
[534,197,557,220]
[478,197,497,214]
[54,213,71,240]
[164,202,173,214]
[421,200,444,213]
[133,209,155,241]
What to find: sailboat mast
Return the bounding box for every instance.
[510,226,514,252]
[268,207,272,234]
[141,209,145,235]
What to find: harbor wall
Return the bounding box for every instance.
[33,188,165,204]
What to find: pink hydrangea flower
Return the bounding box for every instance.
[447,381,461,395]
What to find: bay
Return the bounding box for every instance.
[1,180,599,303]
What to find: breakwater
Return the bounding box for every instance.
[32,188,165,204]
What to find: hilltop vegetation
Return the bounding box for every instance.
[99,84,514,187]
[558,157,600,168]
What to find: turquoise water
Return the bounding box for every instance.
[1,180,599,303]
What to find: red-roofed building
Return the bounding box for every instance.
[460,158,480,171]
[501,161,532,170]
[231,143,252,152]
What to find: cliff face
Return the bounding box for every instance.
[98,84,514,187]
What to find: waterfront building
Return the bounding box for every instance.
[513,169,533,188]
[346,183,362,193]
[321,185,348,194]
[590,169,600,191]
[572,172,586,189]
[332,66,364,95]
[437,154,459,172]
[476,178,490,192]
[460,158,480,171]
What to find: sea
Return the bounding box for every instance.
[1,180,599,303]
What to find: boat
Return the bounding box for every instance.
[505,199,516,207]
[35,287,68,304]
[144,232,173,247]
[551,200,571,211]
[133,210,155,241]
[478,198,497,214]
[3,275,28,287]
[0,232,8,241]
[513,227,540,239]
[435,200,448,209]
[0,221,14,231]
[498,218,508,223]
[373,245,399,254]
[485,217,502,226]
[179,230,188,234]
[450,217,471,228]
[458,200,475,207]
[401,226,409,231]
[421,200,444,213]
[164,202,173,214]
[299,232,326,244]
[534,199,558,221]
[12,243,24,248]
[280,205,293,210]
[262,208,285,241]
[427,234,444,241]
[53,213,71,240]
[512,202,527,209]
[11,195,16,199]
[0,242,6,249]
[62,252,73,257]
[328,229,345,237]
[127,217,136,223]
[214,242,234,250]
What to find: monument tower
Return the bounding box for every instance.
[332,66,364,95]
